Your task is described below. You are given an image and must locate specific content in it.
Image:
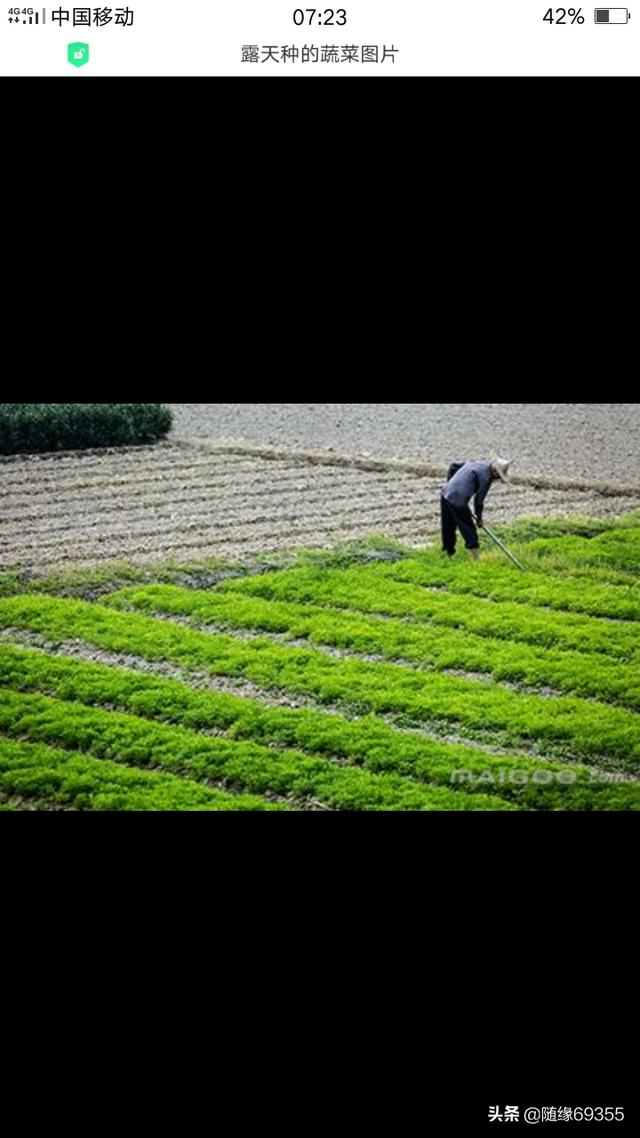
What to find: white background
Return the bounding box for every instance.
[0,1,637,75]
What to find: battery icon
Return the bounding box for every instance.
[594,8,630,20]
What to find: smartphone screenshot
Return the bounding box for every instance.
[0,1,637,75]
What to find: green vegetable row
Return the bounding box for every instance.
[499,512,640,541]
[524,529,640,576]
[0,736,282,812]
[1,596,638,767]
[106,584,640,712]
[1,645,639,810]
[375,555,640,622]
[0,683,505,811]
[220,566,640,662]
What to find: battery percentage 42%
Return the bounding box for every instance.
[543,7,586,21]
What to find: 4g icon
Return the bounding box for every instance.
[67,42,90,67]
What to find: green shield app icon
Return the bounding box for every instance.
[68,43,90,68]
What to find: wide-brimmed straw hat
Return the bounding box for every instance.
[490,453,512,482]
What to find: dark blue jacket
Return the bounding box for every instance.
[442,461,493,521]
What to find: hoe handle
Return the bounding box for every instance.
[474,516,526,572]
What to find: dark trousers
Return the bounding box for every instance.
[441,496,479,555]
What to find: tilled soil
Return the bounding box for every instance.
[1,442,638,573]
[169,403,640,483]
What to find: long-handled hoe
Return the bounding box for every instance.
[474,517,526,572]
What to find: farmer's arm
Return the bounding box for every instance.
[474,468,493,526]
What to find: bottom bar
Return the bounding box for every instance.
[595,8,631,21]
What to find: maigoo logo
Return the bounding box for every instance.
[67,43,90,67]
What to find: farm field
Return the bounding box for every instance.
[169,403,640,483]
[2,402,639,813]
[1,515,639,811]
[1,440,639,574]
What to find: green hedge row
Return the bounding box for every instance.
[0,403,173,455]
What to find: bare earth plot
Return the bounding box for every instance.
[169,403,640,483]
[2,440,640,573]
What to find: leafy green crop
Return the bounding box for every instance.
[376,556,640,622]
[496,516,625,542]
[106,584,640,711]
[1,644,637,810]
[523,530,640,577]
[2,516,639,812]
[0,597,638,768]
[0,685,507,811]
[221,566,640,662]
[0,736,280,811]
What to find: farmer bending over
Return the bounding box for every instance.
[441,454,511,561]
